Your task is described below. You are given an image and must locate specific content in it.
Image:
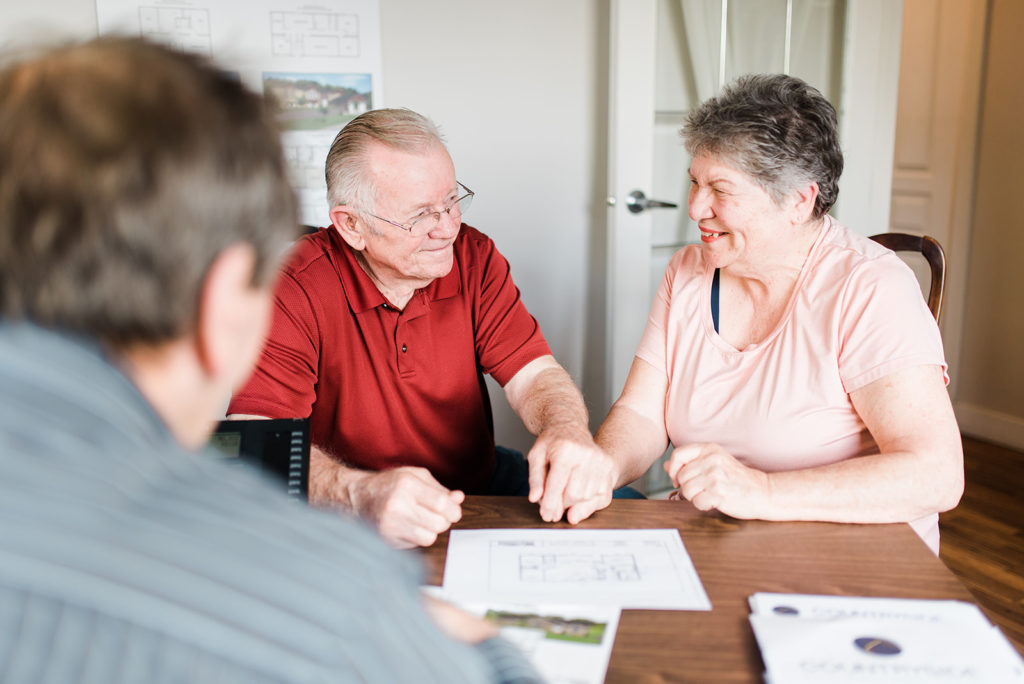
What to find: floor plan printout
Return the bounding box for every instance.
[442,528,711,610]
[95,0,382,227]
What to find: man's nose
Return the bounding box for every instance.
[428,208,461,238]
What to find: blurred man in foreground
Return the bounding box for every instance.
[0,37,538,683]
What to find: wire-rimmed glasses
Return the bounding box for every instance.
[366,181,474,236]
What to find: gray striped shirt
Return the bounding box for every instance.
[0,323,540,684]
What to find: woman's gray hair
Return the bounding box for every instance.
[324,108,446,217]
[682,73,843,219]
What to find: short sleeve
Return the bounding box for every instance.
[228,271,320,418]
[837,252,948,393]
[470,235,552,386]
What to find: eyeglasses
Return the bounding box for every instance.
[366,181,474,236]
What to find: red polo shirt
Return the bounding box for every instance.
[228,225,551,493]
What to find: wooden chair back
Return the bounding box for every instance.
[869,232,945,323]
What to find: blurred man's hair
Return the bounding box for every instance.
[0,36,297,348]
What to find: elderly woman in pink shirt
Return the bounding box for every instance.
[595,74,963,554]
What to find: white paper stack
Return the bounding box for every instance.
[748,593,1024,683]
[429,528,714,684]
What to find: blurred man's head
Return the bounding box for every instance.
[0,37,298,446]
[0,36,297,348]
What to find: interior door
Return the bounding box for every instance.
[606,0,905,492]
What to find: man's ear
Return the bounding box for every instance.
[329,205,366,250]
[789,181,820,225]
[194,243,262,379]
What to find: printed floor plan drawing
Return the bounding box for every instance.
[519,552,640,583]
[97,0,383,229]
[138,7,213,55]
[270,11,360,58]
[443,529,712,611]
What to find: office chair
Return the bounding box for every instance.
[869,232,945,323]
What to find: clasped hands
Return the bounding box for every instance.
[527,421,618,525]
[665,442,770,518]
[347,423,618,549]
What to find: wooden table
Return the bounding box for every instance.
[420,496,977,683]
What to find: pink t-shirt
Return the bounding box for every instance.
[635,217,948,552]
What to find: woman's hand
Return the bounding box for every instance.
[665,443,771,519]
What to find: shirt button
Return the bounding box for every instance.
[401,344,408,353]
[382,303,389,309]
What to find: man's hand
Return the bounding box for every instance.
[307,446,462,548]
[527,422,616,525]
[665,443,770,519]
[504,356,616,526]
[335,465,463,549]
[422,595,499,644]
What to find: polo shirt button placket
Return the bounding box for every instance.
[397,337,414,376]
[395,312,414,376]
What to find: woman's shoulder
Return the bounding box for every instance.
[818,218,893,263]
[812,218,931,322]
[815,218,914,283]
[665,243,707,275]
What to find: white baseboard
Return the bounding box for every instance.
[954,401,1024,451]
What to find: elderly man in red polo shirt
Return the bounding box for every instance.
[229,108,630,548]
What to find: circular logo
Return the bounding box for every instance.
[853,637,902,656]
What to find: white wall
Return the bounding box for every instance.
[379,0,606,450]
[0,1,608,453]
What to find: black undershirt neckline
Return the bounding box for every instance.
[711,267,721,333]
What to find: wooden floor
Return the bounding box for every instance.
[939,436,1024,658]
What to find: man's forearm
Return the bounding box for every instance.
[506,357,590,436]
[308,444,372,509]
[228,412,371,510]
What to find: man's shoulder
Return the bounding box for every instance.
[453,224,498,258]
[281,228,347,280]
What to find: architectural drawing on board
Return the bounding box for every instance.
[270,11,360,58]
[97,0,383,228]
[137,6,212,55]
[282,141,328,191]
[519,552,640,583]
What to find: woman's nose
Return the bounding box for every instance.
[688,186,712,222]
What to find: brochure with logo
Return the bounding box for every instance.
[748,593,1024,683]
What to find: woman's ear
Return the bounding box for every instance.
[790,181,820,225]
[329,205,367,251]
